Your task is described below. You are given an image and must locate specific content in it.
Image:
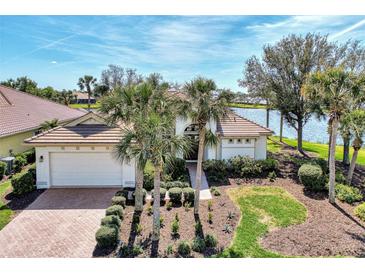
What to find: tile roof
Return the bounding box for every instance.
[217,110,272,137]
[24,124,123,145]
[0,85,85,137]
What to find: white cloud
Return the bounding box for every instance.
[330,18,365,39]
[51,60,57,64]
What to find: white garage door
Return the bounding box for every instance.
[50,152,123,187]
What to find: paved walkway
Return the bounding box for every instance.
[186,162,212,200]
[0,188,117,258]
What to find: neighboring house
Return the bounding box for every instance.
[25,107,272,189]
[0,85,85,157]
[72,92,96,104]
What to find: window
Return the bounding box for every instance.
[245,139,250,144]
[237,139,242,143]
[228,139,234,144]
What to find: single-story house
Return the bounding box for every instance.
[0,85,85,157]
[72,92,96,104]
[25,108,272,189]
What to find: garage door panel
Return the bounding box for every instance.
[50,152,123,187]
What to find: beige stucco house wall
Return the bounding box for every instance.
[0,130,35,157]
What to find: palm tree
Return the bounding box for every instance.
[342,110,365,182]
[302,68,359,203]
[78,75,97,111]
[179,77,232,214]
[40,119,59,132]
[58,90,76,105]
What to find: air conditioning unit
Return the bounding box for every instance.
[0,156,15,174]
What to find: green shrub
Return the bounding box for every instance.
[23,149,36,164]
[204,234,217,248]
[143,173,154,191]
[152,188,167,202]
[228,156,262,177]
[335,171,347,184]
[111,196,126,208]
[95,225,119,248]
[203,160,228,182]
[354,203,365,221]
[101,215,121,227]
[171,218,180,236]
[115,188,128,199]
[132,188,147,202]
[0,161,6,179]
[165,181,189,190]
[312,158,328,174]
[182,187,194,203]
[168,187,182,204]
[105,205,124,220]
[258,158,278,172]
[195,221,202,235]
[11,169,35,195]
[298,164,325,191]
[192,237,206,253]
[28,163,36,181]
[268,171,277,182]
[335,184,363,204]
[210,186,221,196]
[208,212,213,224]
[163,157,188,181]
[177,241,191,257]
[13,154,27,173]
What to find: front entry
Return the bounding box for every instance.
[184,124,199,161]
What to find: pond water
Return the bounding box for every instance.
[232,108,342,144]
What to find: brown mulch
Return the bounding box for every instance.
[109,189,240,258]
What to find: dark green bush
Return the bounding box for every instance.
[106,205,124,220]
[13,154,27,173]
[258,158,278,172]
[165,181,190,190]
[95,225,119,248]
[11,169,36,195]
[0,162,6,179]
[335,171,347,184]
[101,215,121,227]
[204,234,217,248]
[22,149,36,164]
[192,237,206,253]
[163,157,188,181]
[228,156,262,177]
[203,160,228,182]
[182,187,195,203]
[111,196,126,208]
[335,184,363,204]
[298,164,325,191]
[143,173,154,191]
[177,241,191,257]
[312,158,328,174]
[168,187,182,204]
[28,163,36,181]
[354,203,365,221]
[115,188,128,198]
[152,187,167,202]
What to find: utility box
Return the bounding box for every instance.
[0,156,15,175]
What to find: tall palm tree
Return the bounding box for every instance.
[179,77,232,214]
[58,90,76,105]
[342,110,365,182]
[302,68,359,203]
[40,119,59,132]
[78,75,97,111]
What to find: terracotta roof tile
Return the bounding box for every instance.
[0,85,84,137]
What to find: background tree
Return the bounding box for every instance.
[303,67,358,203]
[179,77,231,214]
[40,119,59,132]
[100,65,143,91]
[240,33,346,153]
[1,76,38,93]
[58,90,76,105]
[78,75,97,111]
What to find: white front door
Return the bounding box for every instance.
[50,152,123,187]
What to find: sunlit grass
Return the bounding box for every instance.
[69,102,101,109]
[227,102,267,109]
[0,180,12,230]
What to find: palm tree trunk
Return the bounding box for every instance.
[279,112,283,142]
[347,138,361,183]
[297,118,304,154]
[266,104,270,128]
[328,116,339,204]
[152,164,161,241]
[327,119,333,166]
[134,167,144,212]
[87,87,91,112]
[194,127,206,215]
[342,136,350,165]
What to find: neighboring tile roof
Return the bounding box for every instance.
[217,111,272,137]
[0,85,85,138]
[24,124,123,145]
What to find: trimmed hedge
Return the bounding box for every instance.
[335,184,363,204]
[95,225,119,248]
[258,158,278,172]
[101,215,121,227]
[111,196,126,208]
[11,169,36,195]
[23,149,36,164]
[354,203,365,221]
[0,162,6,179]
[152,187,167,202]
[228,156,262,177]
[165,181,190,190]
[105,205,124,220]
[182,187,195,203]
[168,187,182,204]
[13,155,27,173]
[298,164,325,191]
[202,160,228,182]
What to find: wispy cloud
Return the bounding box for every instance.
[330,18,365,39]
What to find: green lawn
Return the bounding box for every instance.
[219,186,307,258]
[69,102,101,109]
[227,102,267,109]
[0,180,13,230]
[269,136,365,165]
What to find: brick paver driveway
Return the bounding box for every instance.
[0,188,117,258]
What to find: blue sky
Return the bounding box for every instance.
[1,16,365,91]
